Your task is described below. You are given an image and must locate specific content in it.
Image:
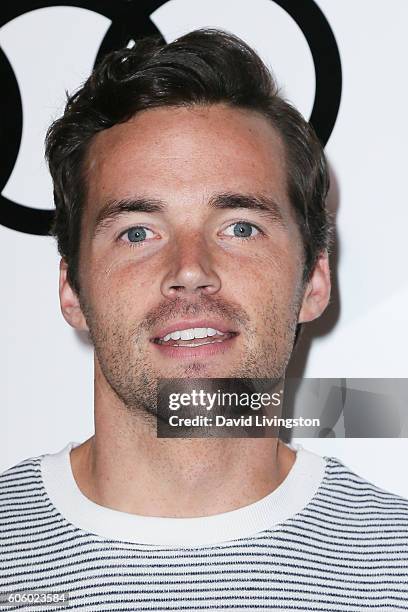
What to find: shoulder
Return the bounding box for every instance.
[0,453,50,529]
[308,454,408,528]
[283,452,408,595]
[321,455,408,506]
[0,453,45,490]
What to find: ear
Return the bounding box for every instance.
[59,258,89,331]
[298,251,331,323]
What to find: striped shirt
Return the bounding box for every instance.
[1,441,407,611]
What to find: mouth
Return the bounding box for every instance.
[150,321,239,356]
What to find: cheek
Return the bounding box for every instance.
[225,240,302,297]
[83,249,163,320]
[224,241,304,333]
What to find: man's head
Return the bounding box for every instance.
[46,29,331,415]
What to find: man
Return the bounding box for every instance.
[1,29,407,611]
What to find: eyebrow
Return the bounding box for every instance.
[208,193,285,225]
[92,192,285,237]
[93,198,165,237]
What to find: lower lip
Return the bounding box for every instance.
[151,335,238,359]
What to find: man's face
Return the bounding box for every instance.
[64,104,326,414]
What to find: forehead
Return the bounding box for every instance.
[83,104,289,216]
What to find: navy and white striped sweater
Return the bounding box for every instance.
[1,442,407,611]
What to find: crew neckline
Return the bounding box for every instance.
[41,441,326,547]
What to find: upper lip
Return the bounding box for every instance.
[151,319,238,340]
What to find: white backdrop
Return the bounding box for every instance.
[1,0,407,496]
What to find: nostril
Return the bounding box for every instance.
[169,284,214,293]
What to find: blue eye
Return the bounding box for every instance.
[123,226,153,243]
[224,222,260,238]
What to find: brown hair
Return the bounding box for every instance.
[45,28,331,295]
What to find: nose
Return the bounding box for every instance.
[160,232,221,298]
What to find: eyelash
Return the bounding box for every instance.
[117,226,154,248]
[223,220,265,241]
[117,220,265,247]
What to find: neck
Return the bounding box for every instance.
[70,367,296,519]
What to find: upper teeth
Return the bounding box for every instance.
[161,327,225,341]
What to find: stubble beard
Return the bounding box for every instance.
[80,289,303,426]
